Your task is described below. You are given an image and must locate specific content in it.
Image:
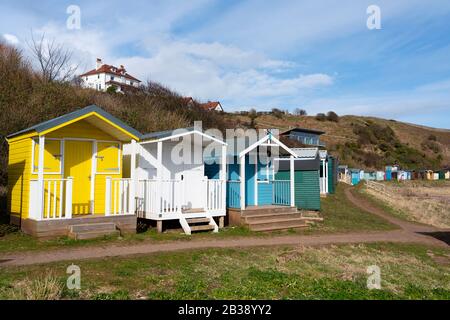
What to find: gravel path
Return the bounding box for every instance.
[0,187,448,267]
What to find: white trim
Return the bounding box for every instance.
[254,160,258,206]
[129,139,137,215]
[239,134,298,158]
[90,140,97,213]
[140,129,227,146]
[31,138,63,175]
[37,135,45,220]
[240,155,245,210]
[290,156,295,207]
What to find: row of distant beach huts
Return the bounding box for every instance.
[339,164,450,185]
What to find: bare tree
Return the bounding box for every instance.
[28,33,78,82]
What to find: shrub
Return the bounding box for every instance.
[271,108,284,119]
[106,85,118,94]
[293,108,307,116]
[326,111,339,122]
[315,113,326,121]
[428,134,437,141]
[10,274,63,300]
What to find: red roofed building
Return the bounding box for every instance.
[79,58,141,93]
[199,101,224,112]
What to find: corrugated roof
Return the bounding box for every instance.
[7,105,142,139]
[291,148,319,159]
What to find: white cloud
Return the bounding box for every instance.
[117,41,333,103]
[3,33,19,45]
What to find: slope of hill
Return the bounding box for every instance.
[223,113,450,171]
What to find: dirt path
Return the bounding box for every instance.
[344,187,440,233]
[345,187,450,244]
[0,187,448,267]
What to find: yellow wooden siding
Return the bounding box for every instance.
[46,119,116,140]
[94,145,122,214]
[33,139,61,173]
[97,142,120,173]
[7,138,32,219]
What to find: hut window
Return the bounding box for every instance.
[33,139,62,174]
[96,142,120,173]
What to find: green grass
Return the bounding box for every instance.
[0,183,396,254]
[0,243,448,300]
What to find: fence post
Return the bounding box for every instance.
[129,139,137,215]
[105,176,111,216]
[290,156,295,207]
[65,177,73,219]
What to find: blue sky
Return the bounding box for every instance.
[1,0,450,128]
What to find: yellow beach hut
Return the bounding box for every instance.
[6,105,141,238]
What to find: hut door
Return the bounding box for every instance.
[64,140,93,215]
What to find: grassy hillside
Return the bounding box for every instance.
[224,112,450,170]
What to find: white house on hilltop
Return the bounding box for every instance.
[79,58,141,93]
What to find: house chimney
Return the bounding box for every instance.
[119,65,126,74]
[96,58,102,69]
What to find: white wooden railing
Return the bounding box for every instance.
[29,178,73,220]
[137,179,225,218]
[105,177,134,216]
[206,179,225,213]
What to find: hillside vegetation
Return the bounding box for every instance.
[224,112,450,170]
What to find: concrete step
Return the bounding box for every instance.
[243,212,303,223]
[190,224,215,232]
[242,206,298,216]
[246,216,307,229]
[186,218,211,224]
[68,229,120,240]
[70,222,116,233]
[249,220,307,232]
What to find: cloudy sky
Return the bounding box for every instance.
[1,0,450,128]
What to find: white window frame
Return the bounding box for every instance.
[31,138,64,175]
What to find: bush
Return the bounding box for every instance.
[315,113,326,121]
[326,111,339,122]
[106,85,118,94]
[271,108,284,119]
[293,108,307,116]
[428,134,437,141]
[9,274,63,300]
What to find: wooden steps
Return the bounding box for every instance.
[178,214,218,235]
[68,222,120,240]
[241,206,309,232]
